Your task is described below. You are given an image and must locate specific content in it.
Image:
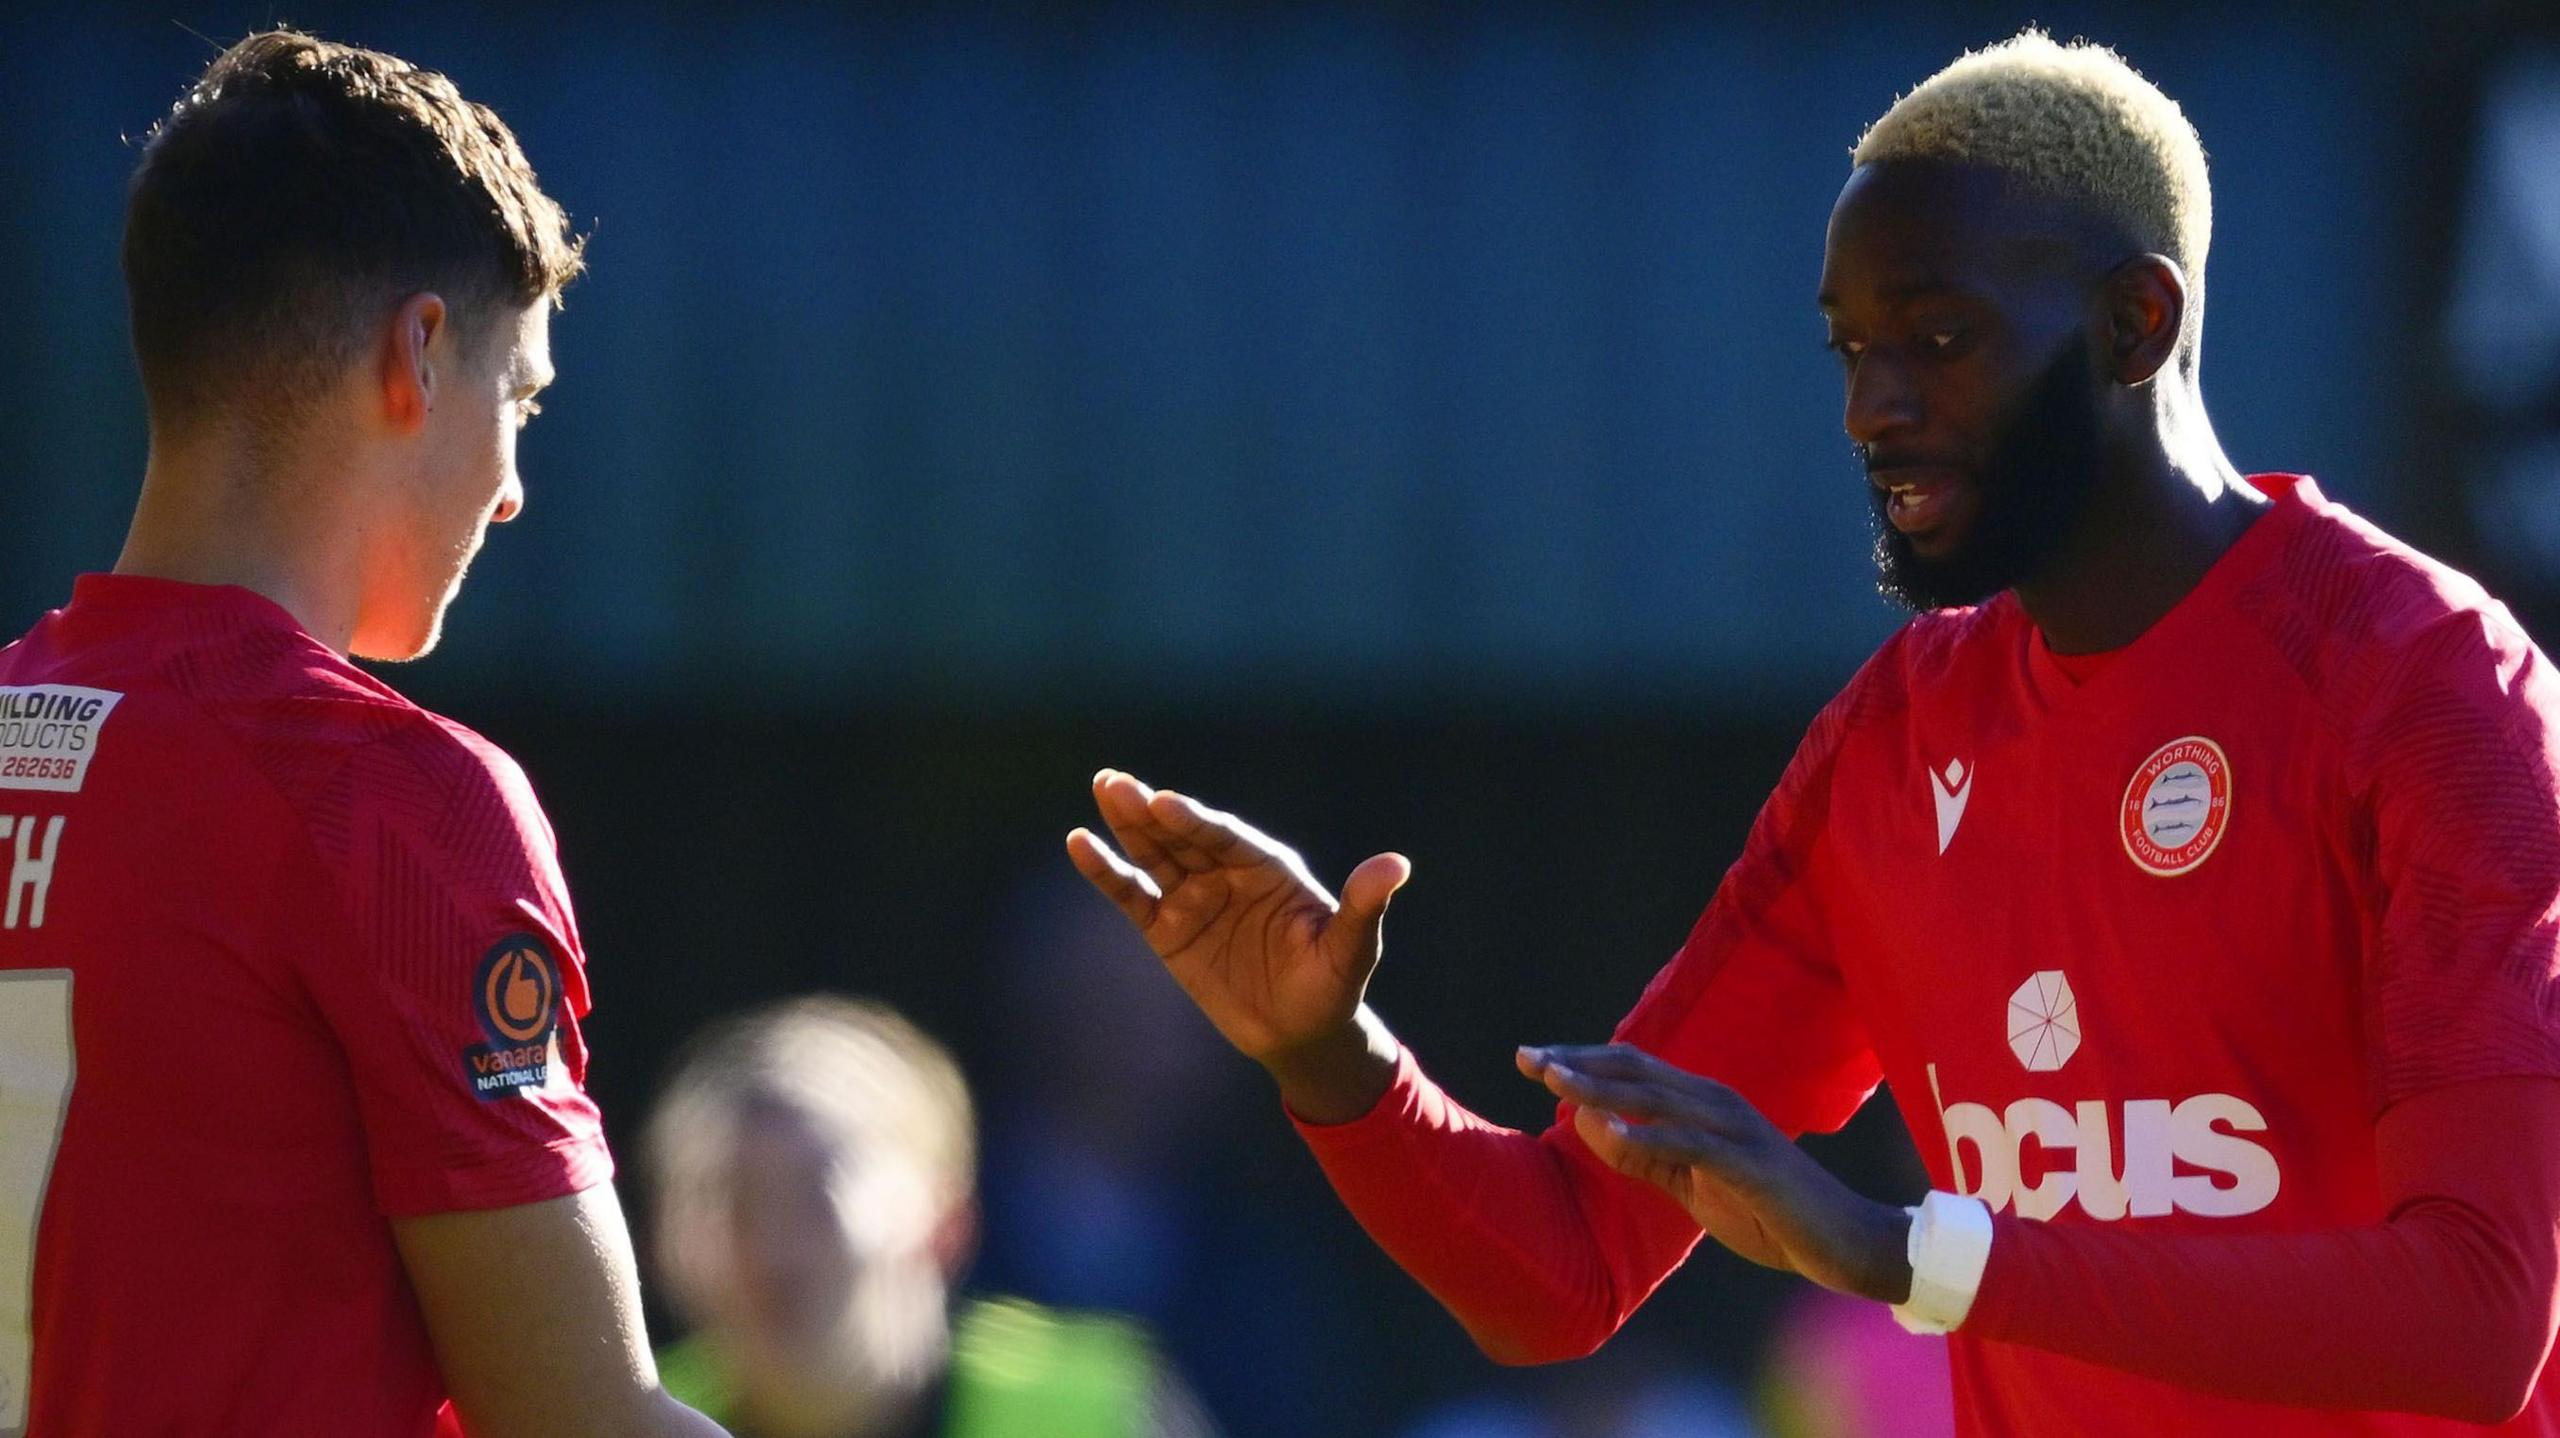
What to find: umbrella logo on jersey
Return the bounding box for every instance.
[2120,736,2231,876]
[2007,969,2079,1071]
[477,939,558,1045]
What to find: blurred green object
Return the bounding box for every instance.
[659,1295,1159,1438]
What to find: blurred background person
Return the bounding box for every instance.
[645,996,1219,1438]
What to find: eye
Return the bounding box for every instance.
[1921,329,1969,356]
[1824,337,1866,360]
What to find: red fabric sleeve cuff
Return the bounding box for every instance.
[373,1132,617,1218]
[1955,1211,2029,1339]
[1285,1042,1435,1147]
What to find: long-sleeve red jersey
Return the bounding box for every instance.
[1296,476,2560,1435]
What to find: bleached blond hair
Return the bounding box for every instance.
[1853,30,2212,347]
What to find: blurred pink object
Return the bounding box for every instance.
[1762,1287,1957,1438]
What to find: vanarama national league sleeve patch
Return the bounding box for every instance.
[463,934,561,1100]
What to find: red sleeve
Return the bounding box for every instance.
[2354,612,2560,1107]
[294,718,612,1217]
[1962,1076,2560,1423]
[1292,653,1884,1363]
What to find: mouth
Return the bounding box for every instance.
[1869,464,1966,537]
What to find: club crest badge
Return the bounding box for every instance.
[2120,736,2230,876]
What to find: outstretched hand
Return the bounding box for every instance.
[1067,770,1410,1087]
[1518,1043,1912,1304]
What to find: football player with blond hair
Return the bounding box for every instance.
[1074,31,2560,1433]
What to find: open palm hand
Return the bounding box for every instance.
[1067,770,1409,1068]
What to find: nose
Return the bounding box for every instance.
[491,477,524,525]
[1843,350,1924,448]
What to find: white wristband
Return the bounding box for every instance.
[1891,1190,1994,1335]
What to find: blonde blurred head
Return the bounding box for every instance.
[646,997,977,1438]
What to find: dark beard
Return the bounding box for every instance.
[1868,340,2104,612]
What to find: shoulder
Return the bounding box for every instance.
[197,648,565,909]
[331,713,568,928]
[354,710,551,840]
[2238,493,2560,844]
[2242,497,2555,774]
[174,626,428,798]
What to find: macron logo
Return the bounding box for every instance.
[1929,758,1972,855]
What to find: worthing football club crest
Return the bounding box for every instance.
[2120,736,2231,876]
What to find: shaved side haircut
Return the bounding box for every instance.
[122,29,585,433]
[1853,29,2213,352]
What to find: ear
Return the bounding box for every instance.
[2099,255,2186,387]
[377,292,451,433]
[930,1194,981,1283]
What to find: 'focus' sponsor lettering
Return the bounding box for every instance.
[1936,1090,2281,1221]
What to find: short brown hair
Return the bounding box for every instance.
[122,29,584,426]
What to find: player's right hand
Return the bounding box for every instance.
[1067,769,1410,1070]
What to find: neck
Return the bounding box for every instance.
[113,425,363,656]
[732,1286,953,1438]
[2011,380,2263,654]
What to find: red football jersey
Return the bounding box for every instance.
[1296,475,2560,1433]
[0,575,612,1434]
[1633,472,2560,1431]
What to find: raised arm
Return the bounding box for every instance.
[1067,770,1665,1360]
[1067,764,1878,1363]
[1066,769,1411,1124]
